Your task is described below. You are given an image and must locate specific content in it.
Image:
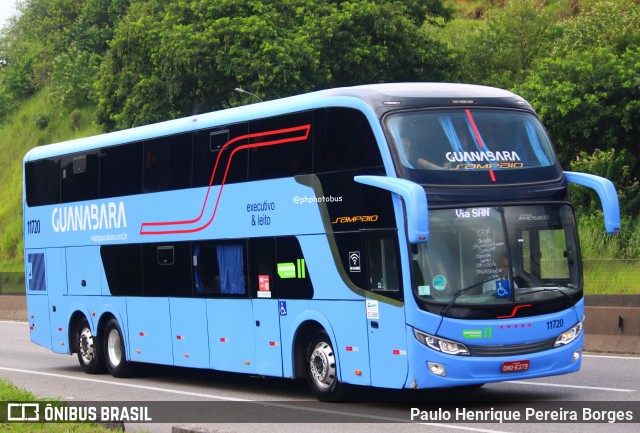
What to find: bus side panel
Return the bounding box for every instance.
[126,297,173,365]
[366,300,408,389]
[46,248,70,353]
[25,250,52,349]
[252,298,283,377]
[66,246,102,296]
[278,300,309,379]
[311,300,371,386]
[207,299,256,374]
[169,298,209,368]
[26,295,52,349]
[97,298,129,357]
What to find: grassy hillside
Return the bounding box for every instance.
[0,90,101,272]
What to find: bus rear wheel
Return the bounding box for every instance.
[103,318,133,377]
[75,318,106,374]
[305,331,346,402]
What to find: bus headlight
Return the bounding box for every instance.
[413,329,470,356]
[554,320,584,347]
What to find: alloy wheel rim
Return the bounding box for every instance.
[107,328,122,366]
[309,341,336,390]
[79,327,94,364]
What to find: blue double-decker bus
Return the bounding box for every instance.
[23,83,620,401]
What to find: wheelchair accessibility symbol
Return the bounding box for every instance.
[279,301,287,316]
[495,279,511,298]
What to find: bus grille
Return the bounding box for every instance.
[467,337,557,357]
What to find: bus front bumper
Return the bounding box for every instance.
[405,330,583,389]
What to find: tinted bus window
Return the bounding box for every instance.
[143,133,192,192]
[142,243,192,297]
[25,157,60,206]
[333,231,402,301]
[101,244,143,296]
[276,237,313,299]
[100,142,143,198]
[366,233,401,299]
[314,108,383,173]
[193,240,248,297]
[61,152,99,203]
[193,123,249,187]
[386,108,560,185]
[333,232,367,290]
[249,237,277,299]
[248,112,312,181]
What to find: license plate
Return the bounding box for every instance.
[501,360,530,373]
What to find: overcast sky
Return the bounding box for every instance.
[0,0,19,29]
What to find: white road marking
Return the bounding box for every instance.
[0,365,515,432]
[416,424,513,433]
[504,380,635,392]
[583,353,640,360]
[0,366,250,401]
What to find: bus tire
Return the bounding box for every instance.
[75,318,106,374]
[103,318,133,378]
[305,330,346,402]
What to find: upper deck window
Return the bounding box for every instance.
[386,109,560,186]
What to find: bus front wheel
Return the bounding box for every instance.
[305,331,346,402]
[75,318,106,374]
[103,318,133,378]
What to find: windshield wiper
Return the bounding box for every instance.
[516,287,574,308]
[440,276,499,317]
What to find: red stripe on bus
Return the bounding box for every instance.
[497,304,532,319]
[466,109,496,183]
[139,124,311,235]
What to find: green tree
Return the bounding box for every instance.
[96,0,169,129]
[0,0,84,99]
[516,0,640,179]
[314,0,456,87]
[50,0,131,108]
[456,0,559,87]
[0,0,130,110]
[96,0,456,130]
[569,149,640,218]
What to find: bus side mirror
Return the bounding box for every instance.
[354,175,428,243]
[564,171,621,235]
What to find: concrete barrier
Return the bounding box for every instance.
[2,294,638,354]
[0,294,26,321]
[584,295,640,355]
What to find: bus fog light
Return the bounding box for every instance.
[554,320,584,347]
[428,362,446,377]
[571,349,581,363]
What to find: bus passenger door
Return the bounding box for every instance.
[25,250,52,349]
[366,299,408,387]
[249,238,283,377]
[364,234,409,388]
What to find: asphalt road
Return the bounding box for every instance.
[1,320,638,433]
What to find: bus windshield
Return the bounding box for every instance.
[386,109,559,185]
[412,205,581,310]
